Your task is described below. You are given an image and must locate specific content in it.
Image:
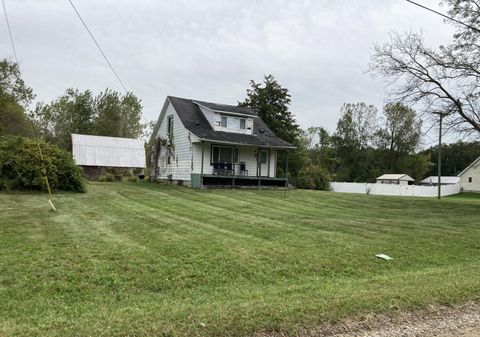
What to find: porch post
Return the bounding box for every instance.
[232,146,236,187]
[285,150,289,187]
[201,141,204,175]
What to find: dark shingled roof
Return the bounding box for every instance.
[193,100,258,116]
[167,96,295,149]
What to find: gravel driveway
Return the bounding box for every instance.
[257,302,480,337]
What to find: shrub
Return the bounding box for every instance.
[293,164,331,190]
[99,172,115,182]
[0,136,86,192]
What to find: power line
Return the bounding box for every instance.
[405,0,480,33]
[66,0,128,94]
[1,0,18,63]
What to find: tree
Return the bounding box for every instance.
[94,89,143,138]
[332,103,379,182]
[377,103,421,153]
[375,103,422,171]
[422,140,480,176]
[34,89,95,149]
[240,75,306,178]
[369,0,480,135]
[334,103,378,151]
[240,74,300,144]
[0,59,34,137]
[34,88,145,150]
[304,127,336,172]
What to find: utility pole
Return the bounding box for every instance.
[433,112,449,199]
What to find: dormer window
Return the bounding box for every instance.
[220,115,246,130]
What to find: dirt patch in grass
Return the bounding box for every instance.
[256,301,480,337]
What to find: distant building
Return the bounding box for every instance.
[71,134,145,178]
[458,156,480,192]
[376,174,415,185]
[419,176,460,186]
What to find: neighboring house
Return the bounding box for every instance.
[149,96,295,188]
[71,134,146,178]
[419,176,460,186]
[376,174,415,185]
[458,156,480,192]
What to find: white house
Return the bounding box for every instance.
[71,134,145,178]
[458,156,480,192]
[149,96,295,188]
[419,176,460,186]
[376,174,415,185]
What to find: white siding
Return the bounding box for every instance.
[154,100,192,181]
[460,163,480,192]
[198,105,215,127]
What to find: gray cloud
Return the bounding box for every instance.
[1,0,455,135]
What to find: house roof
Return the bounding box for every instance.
[164,96,295,149]
[193,100,258,117]
[420,176,460,184]
[458,156,480,177]
[376,174,415,181]
[71,134,145,168]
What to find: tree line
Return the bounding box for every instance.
[0,59,147,150]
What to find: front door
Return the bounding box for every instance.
[258,149,269,177]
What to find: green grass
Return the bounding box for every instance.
[1,183,480,337]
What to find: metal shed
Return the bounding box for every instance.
[376,174,415,185]
[71,134,145,176]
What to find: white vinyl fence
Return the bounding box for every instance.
[330,182,460,197]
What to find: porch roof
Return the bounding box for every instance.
[168,96,296,149]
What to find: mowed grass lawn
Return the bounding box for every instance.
[1,183,480,337]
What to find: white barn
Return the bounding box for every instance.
[149,96,295,188]
[376,174,415,185]
[458,156,480,192]
[71,134,145,178]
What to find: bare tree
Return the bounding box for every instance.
[369,0,480,135]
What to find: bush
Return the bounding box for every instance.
[99,172,115,182]
[0,136,86,192]
[293,164,331,190]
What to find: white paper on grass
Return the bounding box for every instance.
[375,254,393,260]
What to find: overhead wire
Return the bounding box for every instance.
[66,0,128,94]
[1,0,56,210]
[405,0,480,33]
[1,0,18,63]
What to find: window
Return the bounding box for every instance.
[469,177,473,183]
[219,115,247,130]
[211,145,239,163]
[259,150,268,164]
[167,115,174,136]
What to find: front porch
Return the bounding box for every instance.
[192,141,290,189]
[191,173,288,189]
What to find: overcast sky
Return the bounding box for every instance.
[1,0,456,143]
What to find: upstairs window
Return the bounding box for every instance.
[167,115,174,136]
[219,115,247,130]
[469,177,473,183]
